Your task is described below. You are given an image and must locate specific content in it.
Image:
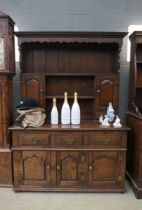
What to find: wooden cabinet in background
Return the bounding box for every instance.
[0,11,15,73]
[0,150,12,185]
[0,11,15,185]
[127,112,142,198]
[127,31,142,199]
[0,75,13,147]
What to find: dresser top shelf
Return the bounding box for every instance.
[9,122,130,131]
[15,31,127,47]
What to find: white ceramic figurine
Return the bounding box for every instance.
[101,115,110,127]
[113,115,122,127]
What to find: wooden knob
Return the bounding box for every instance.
[46,165,50,170]
[57,165,60,170]
[40,89,44,93]
[89,166,92,170]
[96,89,100,93]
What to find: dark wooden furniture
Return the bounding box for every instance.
[0,11,15,185]
[15,32,126,119]
[10,123,129,192]
[127,31,142,198]
[10,31,129,192]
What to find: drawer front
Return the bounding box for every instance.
[87,132,123,148]
[15,133,50,146]
[51,133,84,147]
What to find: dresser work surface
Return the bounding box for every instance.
[10,123,130,192]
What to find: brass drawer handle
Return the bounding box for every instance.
[32,139,38,144]
[65,138,76,144]
[100,138,111,144]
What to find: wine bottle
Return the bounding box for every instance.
[61,92,70,124]
[51,98,58,125]
[71,92,80,124]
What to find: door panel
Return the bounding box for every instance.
[23,151,46,181]
[21,73,45,107]
[57,151,87,187]
[95,74,119,118]
[89,151,120,188]
[13,151,51,187]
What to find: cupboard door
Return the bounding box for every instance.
[21,73,45,107]
[95,74,119,118]
[56,151,88,187]
[13,151,52,187]
[89,152,124,188]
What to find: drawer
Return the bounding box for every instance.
[87,132,123,148]
[14,132,50,146]
[51,133,84,147]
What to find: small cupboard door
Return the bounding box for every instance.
[95,74,119,118]
[56,151,88,187]
[21,73,45,107]
[13,151,52,188]
[89,152,124,188]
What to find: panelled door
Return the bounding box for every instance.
[21,73,45,107]
[56,151,89,187]
[95,74,119,118]
[89,151,123,188]
[13,150,52,188]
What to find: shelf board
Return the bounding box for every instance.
[45,73,95,77]
[136,61,142,64]
[136,86,142,88]
[45,95,95,99]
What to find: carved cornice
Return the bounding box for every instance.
[15,31,127,48]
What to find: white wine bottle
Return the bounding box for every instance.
[71,92,80,124]
[51,98,58,125]
[61,92,70,124]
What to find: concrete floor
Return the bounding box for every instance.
[0,182,142,210]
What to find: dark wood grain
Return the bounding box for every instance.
[11,31,129,192]
[0,12,15,185]
[11,124,129,192]
[127,31,142,199]
[127,112,142,198]
[18,32,126,119]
